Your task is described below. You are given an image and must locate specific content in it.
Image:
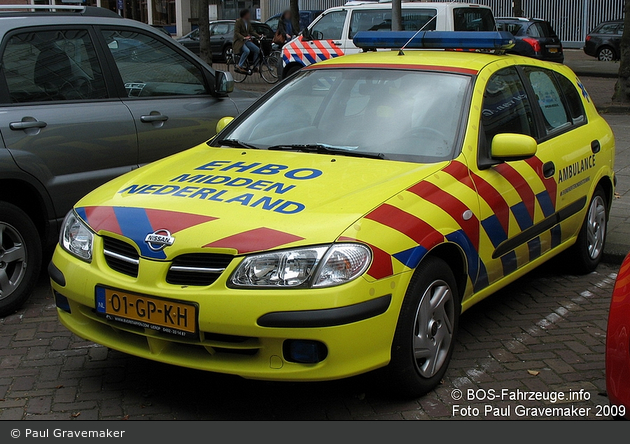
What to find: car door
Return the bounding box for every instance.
[521,67,594,240]
[209,23,229,55]
[468,66,555,285]
[305,10,348,57]
[98,27,239,165]
[0,27,137,218]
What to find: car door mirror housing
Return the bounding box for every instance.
[301,27,311,40]
[216,116,234,134]
[491,133,538,162]
[215,70,234,96]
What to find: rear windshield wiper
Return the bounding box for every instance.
[267,144,385,159]
[213,139,260,149]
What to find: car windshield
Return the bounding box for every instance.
[214,69,471,162]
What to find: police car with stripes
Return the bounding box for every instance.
[51,31,614,396]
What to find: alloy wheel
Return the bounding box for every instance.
[412,280,455,378]
[0,223,28,301]
[587,195,606,260]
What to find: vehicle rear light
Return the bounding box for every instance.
[523,37,541,52]
[586,35,592,42]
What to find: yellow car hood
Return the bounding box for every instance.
[75,145,446,258]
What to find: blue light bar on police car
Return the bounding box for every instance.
[353,31,516,51]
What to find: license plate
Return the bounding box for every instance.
[95,287,197,338]
[549,48,558,53]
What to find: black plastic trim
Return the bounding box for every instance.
[492,196,587,259]
[48,260,66,287]
[257,294,392,328]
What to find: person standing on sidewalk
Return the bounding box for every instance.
[233,9,260,74]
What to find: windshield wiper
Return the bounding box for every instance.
[213,139,260,149]
[267,144,385,159]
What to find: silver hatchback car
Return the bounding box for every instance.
[0,5,251,316]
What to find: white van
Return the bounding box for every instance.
[281,1,496,77]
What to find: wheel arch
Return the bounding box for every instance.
[420,242,468,303]
[0,178,53,242]
[596,175,614,213]
[282,61,304,78]
[597,44,617,59]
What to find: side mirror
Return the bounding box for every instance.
[215,70,234,96]
[301,27,311,40]
[491,133,537,162]
[216,116,234,134]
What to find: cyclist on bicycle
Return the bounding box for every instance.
[233,9,260,74]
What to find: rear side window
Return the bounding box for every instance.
[527,22,556,38]
[1,29,107,103]
[555,74,586,124]
[524,67,571,133]
[497,22,523,35]
[349,9,437,38]
[453,8,495,31]
[482,67,536,147]
[596,23,621,34]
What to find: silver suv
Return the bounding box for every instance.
[0,5,250,315]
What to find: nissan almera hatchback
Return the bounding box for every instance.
[50,32,615,396]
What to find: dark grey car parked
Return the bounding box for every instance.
[584,20,624,61]
[496,17,564,63]
[0,6,252,316]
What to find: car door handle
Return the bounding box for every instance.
[332,41,342,46]
[591,140,601,154]
[9,119,47,130]
[140,113,169,123]
[543,161,556,178]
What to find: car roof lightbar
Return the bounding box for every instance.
[353,31,516,53]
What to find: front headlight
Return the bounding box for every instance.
[60,211,94,262]
[230,243,371,288]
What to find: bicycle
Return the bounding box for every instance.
[225,37,280,84]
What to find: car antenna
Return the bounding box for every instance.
[398,14,437,55]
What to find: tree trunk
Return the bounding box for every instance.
[613,0,630,103]
[392,0,402,31]
[290,0,300,34]
[198,0,212,66]
[513,0,524,17]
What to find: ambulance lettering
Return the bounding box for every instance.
[557,154,596,184]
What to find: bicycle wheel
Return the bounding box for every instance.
[260,56,279,84]
[230,61,248,83]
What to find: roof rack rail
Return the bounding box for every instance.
[0,5,121,18]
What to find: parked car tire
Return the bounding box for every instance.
[0,202,41,317]
[569,186,608,274]
[222,44,232,62]
[385,256,460,398]
[597,46,616,61]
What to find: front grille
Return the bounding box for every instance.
[102,237,139,278]
[166,253,233,286]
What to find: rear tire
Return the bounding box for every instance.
[260,56,279,84]
[384,256,460,398]
[222,44,232,63]
[597,46,616,61]
[0,202,41,317]
[569,186,608,274]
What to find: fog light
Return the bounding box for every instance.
[54,291,71,313]
[283,340,328,364]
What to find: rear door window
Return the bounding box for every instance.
[555,74,586,125]
[453,7,495,31]
[2,29,108,103]
[524,67,571,134]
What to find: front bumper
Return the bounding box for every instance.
[51,242,410,381]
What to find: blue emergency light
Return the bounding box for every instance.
[353,31,516,52]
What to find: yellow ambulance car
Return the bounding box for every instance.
[50,32,615,396]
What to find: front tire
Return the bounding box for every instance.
[569,186,608,274]
[385,256,460,398]
[0,202,41,317]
